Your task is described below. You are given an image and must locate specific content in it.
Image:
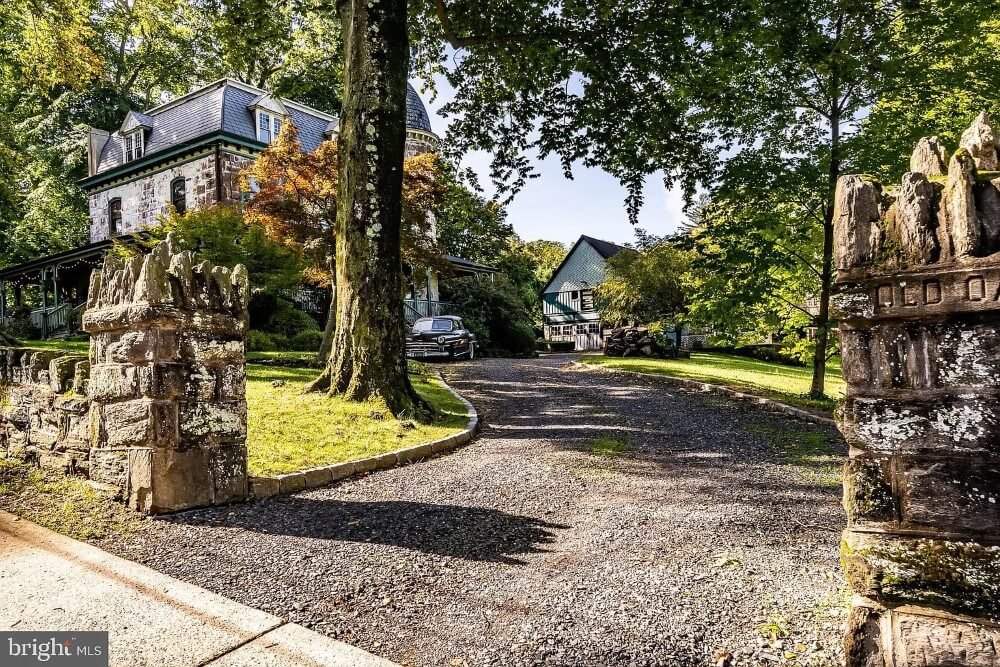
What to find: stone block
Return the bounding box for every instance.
[277,472,306,495]
[844,456,896,526]
[303,466,333,488]
[210,445,248,503]
[842,532,1000,619]
[178,401,246,442]
[326,461,356,481]
[90,448,130,488]
[249,476,279,499]
[898,457,1000,533]
[353,457,377,474]
[146,447,214,513]
[373,452,399,471]
[96,399,178,449]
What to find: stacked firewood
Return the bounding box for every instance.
[603,327,663,357]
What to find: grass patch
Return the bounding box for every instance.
[590,435,628,456]
[580,352,845,414]
[747,423,842,488]
[0,459,145,541]
[14,339,89,354]
[246,364,470,476]
[246,350,318,364]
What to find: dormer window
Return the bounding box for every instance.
[124,131,144,161]
[256,110,284,144]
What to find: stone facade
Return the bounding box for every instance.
[0,348,90,472]
[832,112,1000,665]
[83,235,250,513]
[88,151,253,242]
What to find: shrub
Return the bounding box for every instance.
[247,330,277,351]
[269,299,321,338]
[290,329,324,351]
[536,339,575,352]
[441,276,537,356]
[1,306,39,341]
[269,333,291,350]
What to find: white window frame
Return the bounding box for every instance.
[256,110,285,144]
[123,131,144,162]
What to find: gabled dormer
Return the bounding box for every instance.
[247,94,288,144]
[119,111,153,162]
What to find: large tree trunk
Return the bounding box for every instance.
[310,0,428,416]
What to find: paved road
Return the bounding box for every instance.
[105,356,848,667]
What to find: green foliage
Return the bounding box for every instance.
[594,242,689,327]
[268,299,320,338]
[133,205,305,293]
[441,276,537,356]
[290,329,324,352]
[247,329,278,352]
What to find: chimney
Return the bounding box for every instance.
[87,128,110,176]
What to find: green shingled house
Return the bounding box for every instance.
[540,235,627,351]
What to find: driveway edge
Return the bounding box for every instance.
[248,373,480,499]
[571,360,836,427]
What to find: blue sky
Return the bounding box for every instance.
[416,78,687,247]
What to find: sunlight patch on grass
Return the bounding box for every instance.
[15,339,89,354]
[590,435,628,456]
[747,423,842,489]
[246,364,470,476]
[580,353,845,414]
[0,459,146,541]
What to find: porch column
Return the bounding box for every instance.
[0,279,6,324]
[40,268,48,339]
[52,264,60,308]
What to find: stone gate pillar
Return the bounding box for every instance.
[83,235,250,514]
[833,113,1000,664]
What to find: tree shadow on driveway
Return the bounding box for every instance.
[168,498,569,565]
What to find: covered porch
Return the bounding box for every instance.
[0,241,111,339]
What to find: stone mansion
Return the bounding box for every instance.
[0,79,493,336]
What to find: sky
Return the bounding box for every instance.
[415,77,688,247]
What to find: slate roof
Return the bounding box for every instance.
[94,79,435,176]
[579,235,627,259]
[406,84,433,133]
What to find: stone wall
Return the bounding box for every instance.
[88,150,254,242]
[832,112,1000,665]
[0,348,90,472]
[83,236,250,513]
[0,235,250,515]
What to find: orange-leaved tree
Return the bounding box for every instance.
[241,124,448,371]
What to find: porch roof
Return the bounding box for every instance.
[0,240,112,281]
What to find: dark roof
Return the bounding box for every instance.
[538,235,628,295]
[445,255,497,273]
[406,84,433,133]
[580,235,627,259]
[94,79,435,176]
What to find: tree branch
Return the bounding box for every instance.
[433,0,577,49]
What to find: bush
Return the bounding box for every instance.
[247,330,277,351]
[441,276,537,357]
[290,329,324,351]
[270,299,321,338]
[269,333,291,350]
[1,306,39,341]
[536,339,575,352]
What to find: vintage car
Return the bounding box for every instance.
[405,316,477,360]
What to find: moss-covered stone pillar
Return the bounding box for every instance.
[83,235,250,514]
[833,113,1000,664]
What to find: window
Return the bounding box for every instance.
[108,199,122,237]
[170,178,186,214]
[256,111,285,144]
[561,325,573,335]
[581,288,595,312]
[588,323,601,334]
[123,131,144,162]
[258,111,272,143]
[570,290,580,301]
[576,324,587,334]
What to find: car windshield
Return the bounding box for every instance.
[413,318,454,333]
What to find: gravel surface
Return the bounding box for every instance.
[102,355,848,667]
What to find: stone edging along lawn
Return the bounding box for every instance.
[248,375,480,499]
[570,360,836,428]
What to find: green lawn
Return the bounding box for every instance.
[14,339,89,353]
[245,363,470,476]
[580,352,845,414]
[247,350,318,364]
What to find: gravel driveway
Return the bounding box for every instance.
[103,355,848,667]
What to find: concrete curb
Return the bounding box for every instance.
[570,361,837,427]
[0,510,396,666]
[248,374,480,500]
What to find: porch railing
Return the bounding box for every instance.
[28,303,75,336]
[403,299,449,325]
